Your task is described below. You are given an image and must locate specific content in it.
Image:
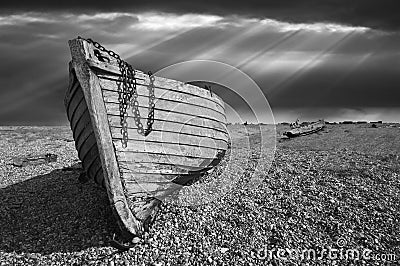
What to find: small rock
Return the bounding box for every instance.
[131,237,141,244]
[220,247,229,253]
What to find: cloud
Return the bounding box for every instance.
[0,12,371,34]
[0,13,53,26]
[0,11,399,125]
[259,19,369,33]
[0,0,399,31]
[134,13,223,30]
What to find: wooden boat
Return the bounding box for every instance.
[64,37,229,239]
[283,120,325,138]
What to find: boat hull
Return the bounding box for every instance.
[65,38,229,236]
[65,64,105,186]
[284,120,325,138]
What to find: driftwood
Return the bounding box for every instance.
[13,153,57,167]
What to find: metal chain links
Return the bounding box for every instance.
[78,37,155,148]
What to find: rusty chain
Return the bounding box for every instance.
[78,37,155,148]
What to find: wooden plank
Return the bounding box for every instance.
[110,124,228,142]
[131,73,225,109]
[100,79,225,117]
[110,127,228,150]
[116,153,216,168]
[67,89,85,122]
[70,98,89,130]
[122,175,197,192]
[87,56,120,74]
[69,38,143,236]
[65,81,82,120]
[76,128,94,151]
[72,109,90,143]
[89,61,225,107]
[83,41,225,108]
[87,157,102,181]
[119,161,210,176]
[104,98,225,124]
[124,179,185,198]
[64,64,81,109]
[113,139,221,158]
[78,134,97,161]
[105,96,226,123]
[120,161,212,173]
[104,103,226,130]
[113,137,227,152]
[107,114,227,134]
[123,173,201,186]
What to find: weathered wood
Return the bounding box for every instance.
[110,128,227,150]
[113,139,221,158]
[107,114,227,133]
[69,38,144,237]
[104,100,224,125]
[76,127,95,151]
[66,82,83,121]
[124,180,184,198]
[78,133,97,161]
[120,161,212,173]
[86,156,103,182]
[284,120,325,138]
[67,84,85,132]
[119,161,210,176]
[89,61,225,108]
[65,68,105,189]
[116,154,216,168]
[66,37,229,238]
[110,123,228,142]
[70,99,89,130]
[99,79,225,114]
[72,110,91,143]
[12,153,57,167]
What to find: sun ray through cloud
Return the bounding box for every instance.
[268,30,357,94]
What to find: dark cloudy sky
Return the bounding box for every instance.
[0,0,399,124]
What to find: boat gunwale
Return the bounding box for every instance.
[97,75,225,111]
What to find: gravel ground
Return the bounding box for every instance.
[0,124,399,265]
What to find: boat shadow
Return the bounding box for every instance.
[0,163,118,254]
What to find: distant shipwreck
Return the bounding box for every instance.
[283,119,325,138]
